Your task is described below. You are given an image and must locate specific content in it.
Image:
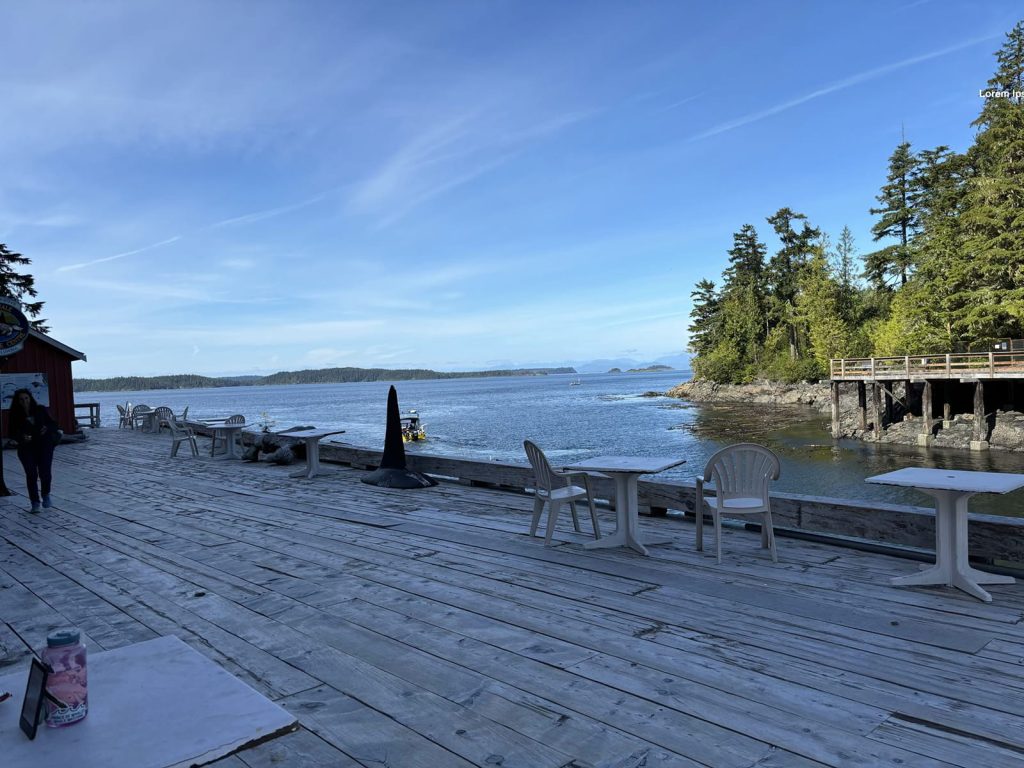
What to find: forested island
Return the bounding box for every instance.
[686,22,1024,385]
[74,366,576,392]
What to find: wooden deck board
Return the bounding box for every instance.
[2,427,1023,767]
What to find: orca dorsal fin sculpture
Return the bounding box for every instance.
[361,386,437,489]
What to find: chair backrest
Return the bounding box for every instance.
[703,443,780,505]
[132,404,150,415]
[225,414,245,424]
[116,404,126,416]
[155,406,173,418]
[167,416,193,439]
[523,440,556,492]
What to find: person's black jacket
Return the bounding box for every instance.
[9,404,59,451]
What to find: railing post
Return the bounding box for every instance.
[904,355,910,376]
[841,359,846,377]
[946,354,951,376]
[870,358,875,379]
[989,351,995,376]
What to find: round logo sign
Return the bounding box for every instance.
[0,297,30,356]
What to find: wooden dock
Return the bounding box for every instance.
[3,428,1024,767]
[828,352,1024,446]
[829,351,1024,382]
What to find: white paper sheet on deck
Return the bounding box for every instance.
[0,634,297,768]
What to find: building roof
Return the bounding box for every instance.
[28,328,87,361]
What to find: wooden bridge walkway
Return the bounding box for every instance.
[2,428,1024,767]
[830,351,1024,381]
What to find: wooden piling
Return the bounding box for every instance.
[972,380,987,447]
[830,381,840,438]
[871,383,882,441]
[857,381,867,430]
[920,380,933,445]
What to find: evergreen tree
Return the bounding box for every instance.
[863,142,920,288]
[720,224,769,365]
[687,279,721,356]
[796,250,850,370]
[691,225,768,383]
[957,20,1024,343]
[0,243,47,332]
[832,226,859,294]
[765,208,820,361]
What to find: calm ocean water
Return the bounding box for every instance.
[76,370,1024,516]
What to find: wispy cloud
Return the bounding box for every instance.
[57,236,182,272]
[689,34,998,141]
[208,193,329,229]
[349,107,593,225]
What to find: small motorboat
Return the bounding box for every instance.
[569,377,582,386]
[401,410,426,442]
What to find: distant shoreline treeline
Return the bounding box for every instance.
[73,366,577,392]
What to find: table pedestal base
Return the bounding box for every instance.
[290,438,323,479]
[892,565,1015,603]
[890,488,1016,602]
[581,473,669,556]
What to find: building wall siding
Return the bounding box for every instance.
[2,336,81,435]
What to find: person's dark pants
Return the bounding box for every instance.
[17,444,54,503]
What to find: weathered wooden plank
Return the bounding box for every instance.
[3,427,1024,768]
[868,715,1024,768]
[233,727,364,768]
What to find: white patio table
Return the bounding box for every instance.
[563,455,685,556]
[210,421,247,460]
[275,427,346,479]
[866,467,1024,602]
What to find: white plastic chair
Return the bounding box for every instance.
[210,413,245,456]
[168,416,199,457]
[116,404,132,429]
[154,406,174,433]
[523,440,601,545]
[695,443,781,564]
[131,404,152,430]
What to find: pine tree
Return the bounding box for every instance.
[765,208,820,361]
[0,243,48,332]
[957,20,1024,343]
[863,142,920,288]
[687,279,721,356]
[691,225,769,383]
[796,250,850,370]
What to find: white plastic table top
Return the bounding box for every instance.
[275,427,346,479]
[564,455,685,556]
[565,456,687,475]
[0,635,295,768]
[188,420,249,460]
[866,468,1024,495]
[866,467,1024,601]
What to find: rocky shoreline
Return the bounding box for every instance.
[666,380,1024,453]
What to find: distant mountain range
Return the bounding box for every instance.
[73,366,577,392]
[574,352,691,374]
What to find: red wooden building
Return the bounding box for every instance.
[2,329,87,434]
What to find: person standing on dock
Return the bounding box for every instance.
[8,387,60,513]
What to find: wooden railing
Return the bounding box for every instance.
[74,402,101,428]
[830,351,1024,380]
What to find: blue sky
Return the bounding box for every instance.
[1,1,1019,377]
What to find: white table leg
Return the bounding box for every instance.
[290,438,321,479]
[890,489,1014,602]
[583,473,668,556]
[224,429,239,459]
[214,428,239,460]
